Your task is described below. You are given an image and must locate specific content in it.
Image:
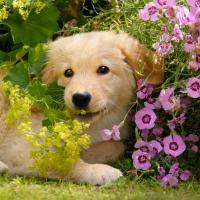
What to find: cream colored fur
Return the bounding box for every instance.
[0,31,163,185]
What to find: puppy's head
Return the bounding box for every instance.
[42,32,163,123]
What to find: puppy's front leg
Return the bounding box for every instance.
[67,159,122,185]
[0,161,8,173]
[81,141,125,164]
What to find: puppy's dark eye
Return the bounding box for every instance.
[97,66,110,75]
[64,69,74,78]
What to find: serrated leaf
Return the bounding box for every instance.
[28,44,47,76]
[4,62,30,88]
[5,6,60,47]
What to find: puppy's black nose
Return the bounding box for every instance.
[72,92,91,108]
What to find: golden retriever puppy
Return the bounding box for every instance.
[0,31,163,185]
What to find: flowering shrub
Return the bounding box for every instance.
[101,0,200,187]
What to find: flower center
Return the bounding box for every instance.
[147,98,156,104]
[186,36,193,44]
[196,54,200,63]
[190,82,200,91]
[168,93,174,103]
[148,6,157,15]
[141,85,147,94]
[142,114,151,124]
[153,147,158,153]
[138,155,147,163]
[157,0,167,6]
[169,142,178,151]
[140,146,149,152]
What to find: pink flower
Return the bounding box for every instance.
[184,35,195,52]
[100,125,120,141]
[135,139,152,153]
[171,24,183,41]
[160,174,178,187]
[186,77,200,98]
[175,6,194,26]
[135,108,157,130]
[187,0,200,8]
[157,166,166,181]
[144,97,161,109]
[153,34,174,56]
[168,113,186,129]
[141,129,150,139]
[137,79,154,100]
[163,135,186,157]
[152,127,164,136]
[169,163,180,177]
[153,41,174,56]
[185,134,199,142]
[132,150,151,170]
[149,140,163,154]
[154,0,176,9]
[158,88,180,111]
[139,2,159,21]
[179,170,191,181]
[191,145,199,152]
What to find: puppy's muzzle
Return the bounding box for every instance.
[72,92,91,109]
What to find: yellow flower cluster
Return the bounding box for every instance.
[0,0,9,22]
[12,0,45,20]
[0,81,33,127]
[1,81,91,174]
[19,121,90,174]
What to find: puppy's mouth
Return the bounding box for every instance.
[74,108,107,122]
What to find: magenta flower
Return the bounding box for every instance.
[157,167,166,181]
[186,77,200,98]
[163,135,186,157]
[153,34,174,56]
[136,79,154,100]
[149,140,163,154]
[154,0,176,9]
[144,97,161,109]
[160,174,178,187]
[132,150,151,170]
[139,2,159,21]
[141,129,150,139]
[168,113,185,129]
[175,6,194,26]
[153,41,174,56]
[135,139,152,153]
[184,35,195,52]
[185,134,199,142]
[180,170,191,181]
[169,163,180,177]
[171,24,183,41]
[135,108,157,130]
[100,125,120,141]
[152,127,164,136]
[191,145,199,152]
[187,0,200,8]
[158,88,180,111]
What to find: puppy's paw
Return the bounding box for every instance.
[82,164,122,185]
[0,161,8,173]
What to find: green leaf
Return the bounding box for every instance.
[28,44,47,76]
[4,62,30,88]
[5,6,60,47]
[28,80,46,99]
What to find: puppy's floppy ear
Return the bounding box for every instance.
[41,63,55,85]
[116,32,164,85]
[41,42,56,85]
